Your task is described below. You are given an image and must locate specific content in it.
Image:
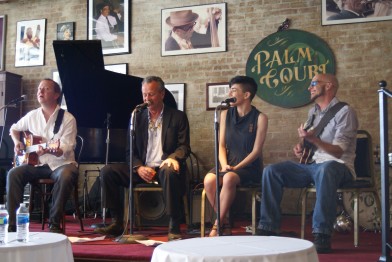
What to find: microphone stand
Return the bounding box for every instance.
[213,103,228,236]
[116,107,147,243]
[90,113,111,229]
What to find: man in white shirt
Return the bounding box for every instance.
[95,3,119,48]
[7,79,78,234]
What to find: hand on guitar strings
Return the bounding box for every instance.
[298,123,317,144]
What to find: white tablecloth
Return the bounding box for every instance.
[0,232,74,262]
[151,236,318,262]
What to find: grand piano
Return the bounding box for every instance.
[53,40,176,163]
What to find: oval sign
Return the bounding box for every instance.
[246,29,335,108]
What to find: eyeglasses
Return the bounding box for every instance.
[310,80,329,87]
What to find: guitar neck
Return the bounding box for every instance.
[25,143,47,153]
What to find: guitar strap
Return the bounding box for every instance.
[53,109,65,135]
[303,102,348,163]
[312,102,347,137]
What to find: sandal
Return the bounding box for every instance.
[208,224,232,237]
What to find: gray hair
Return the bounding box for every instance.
[142,76,165,91]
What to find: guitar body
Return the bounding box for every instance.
[299,146,313,164]
[14,132,59,167]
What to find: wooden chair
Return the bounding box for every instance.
[300,130,381,247]
[200,184,261,237]
[29,135,85,234]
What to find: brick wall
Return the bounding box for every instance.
[1,0,391,215]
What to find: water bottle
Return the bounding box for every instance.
[16,203,29,242]
[0,204,8,244]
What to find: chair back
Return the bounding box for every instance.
[353,130,375,184]
[75,135,84,166]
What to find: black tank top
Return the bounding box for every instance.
[225,106,261,171]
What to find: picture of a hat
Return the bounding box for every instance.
[166,10,199,27]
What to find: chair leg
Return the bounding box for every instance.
[301,189,308,239]
[353,192,359,247]
[73,185,84,232]
[252,190,257,235]
[200,189,206,237]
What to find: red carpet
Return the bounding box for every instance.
[28,215,388,262]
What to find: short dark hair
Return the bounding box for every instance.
[229,76,258,101]
[142,76,165,92]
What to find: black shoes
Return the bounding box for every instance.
[313,233,332,253]
[49,224,63,234]
[94,223,124,237]
[254,228,277,236]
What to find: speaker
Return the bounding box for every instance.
[136,190,170,227]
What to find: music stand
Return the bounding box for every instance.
[115,107,147,243]
[90,113,111,229]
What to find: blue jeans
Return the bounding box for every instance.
[257,160,353,235]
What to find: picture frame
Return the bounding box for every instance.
[15,18,46,67]
[322,0,392,25]
[0,15,6,71]
[161,3,227,57]
[57,22,75,40]
[206,82,230,111]
[87,0,130,55]
[104,63,128,74]
[165,83,185,111]
[52,70,67,110]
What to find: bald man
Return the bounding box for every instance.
[255,73,358,254]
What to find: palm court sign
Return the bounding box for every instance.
[246,29,335,108]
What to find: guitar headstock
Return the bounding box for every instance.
[277,18,290,32]
[47,139,60,152]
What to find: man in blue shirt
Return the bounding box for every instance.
[256,73,358,253]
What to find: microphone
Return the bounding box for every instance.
[221,97,236,104]
[8,95,27,105]
[135,101,151,110]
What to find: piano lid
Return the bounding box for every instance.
[53,40,177,129]
[53,40,142,129]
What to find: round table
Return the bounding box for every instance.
[151,236,318,262]
[0,232,73,262]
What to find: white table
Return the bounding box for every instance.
[151,236,318,262]
[0,232,74,262]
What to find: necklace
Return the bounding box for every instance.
[148,108,163,135]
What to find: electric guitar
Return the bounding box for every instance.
[14,131,60,167]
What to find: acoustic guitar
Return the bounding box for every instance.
[299,125,314,164]
[14,131,60,167]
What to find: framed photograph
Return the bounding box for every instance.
[0,15,6,71]
[88,0,129,55]
[206,82,230,111]
[57,22,75,40]
[161,3,227,57]
[52,70,67,110]
[105,63,128,74]
[165,83,185,111]
[15,19,46,67]
[322,0,392,25]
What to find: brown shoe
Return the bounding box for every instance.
[94,223,124,236]
[168,232,182,241]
